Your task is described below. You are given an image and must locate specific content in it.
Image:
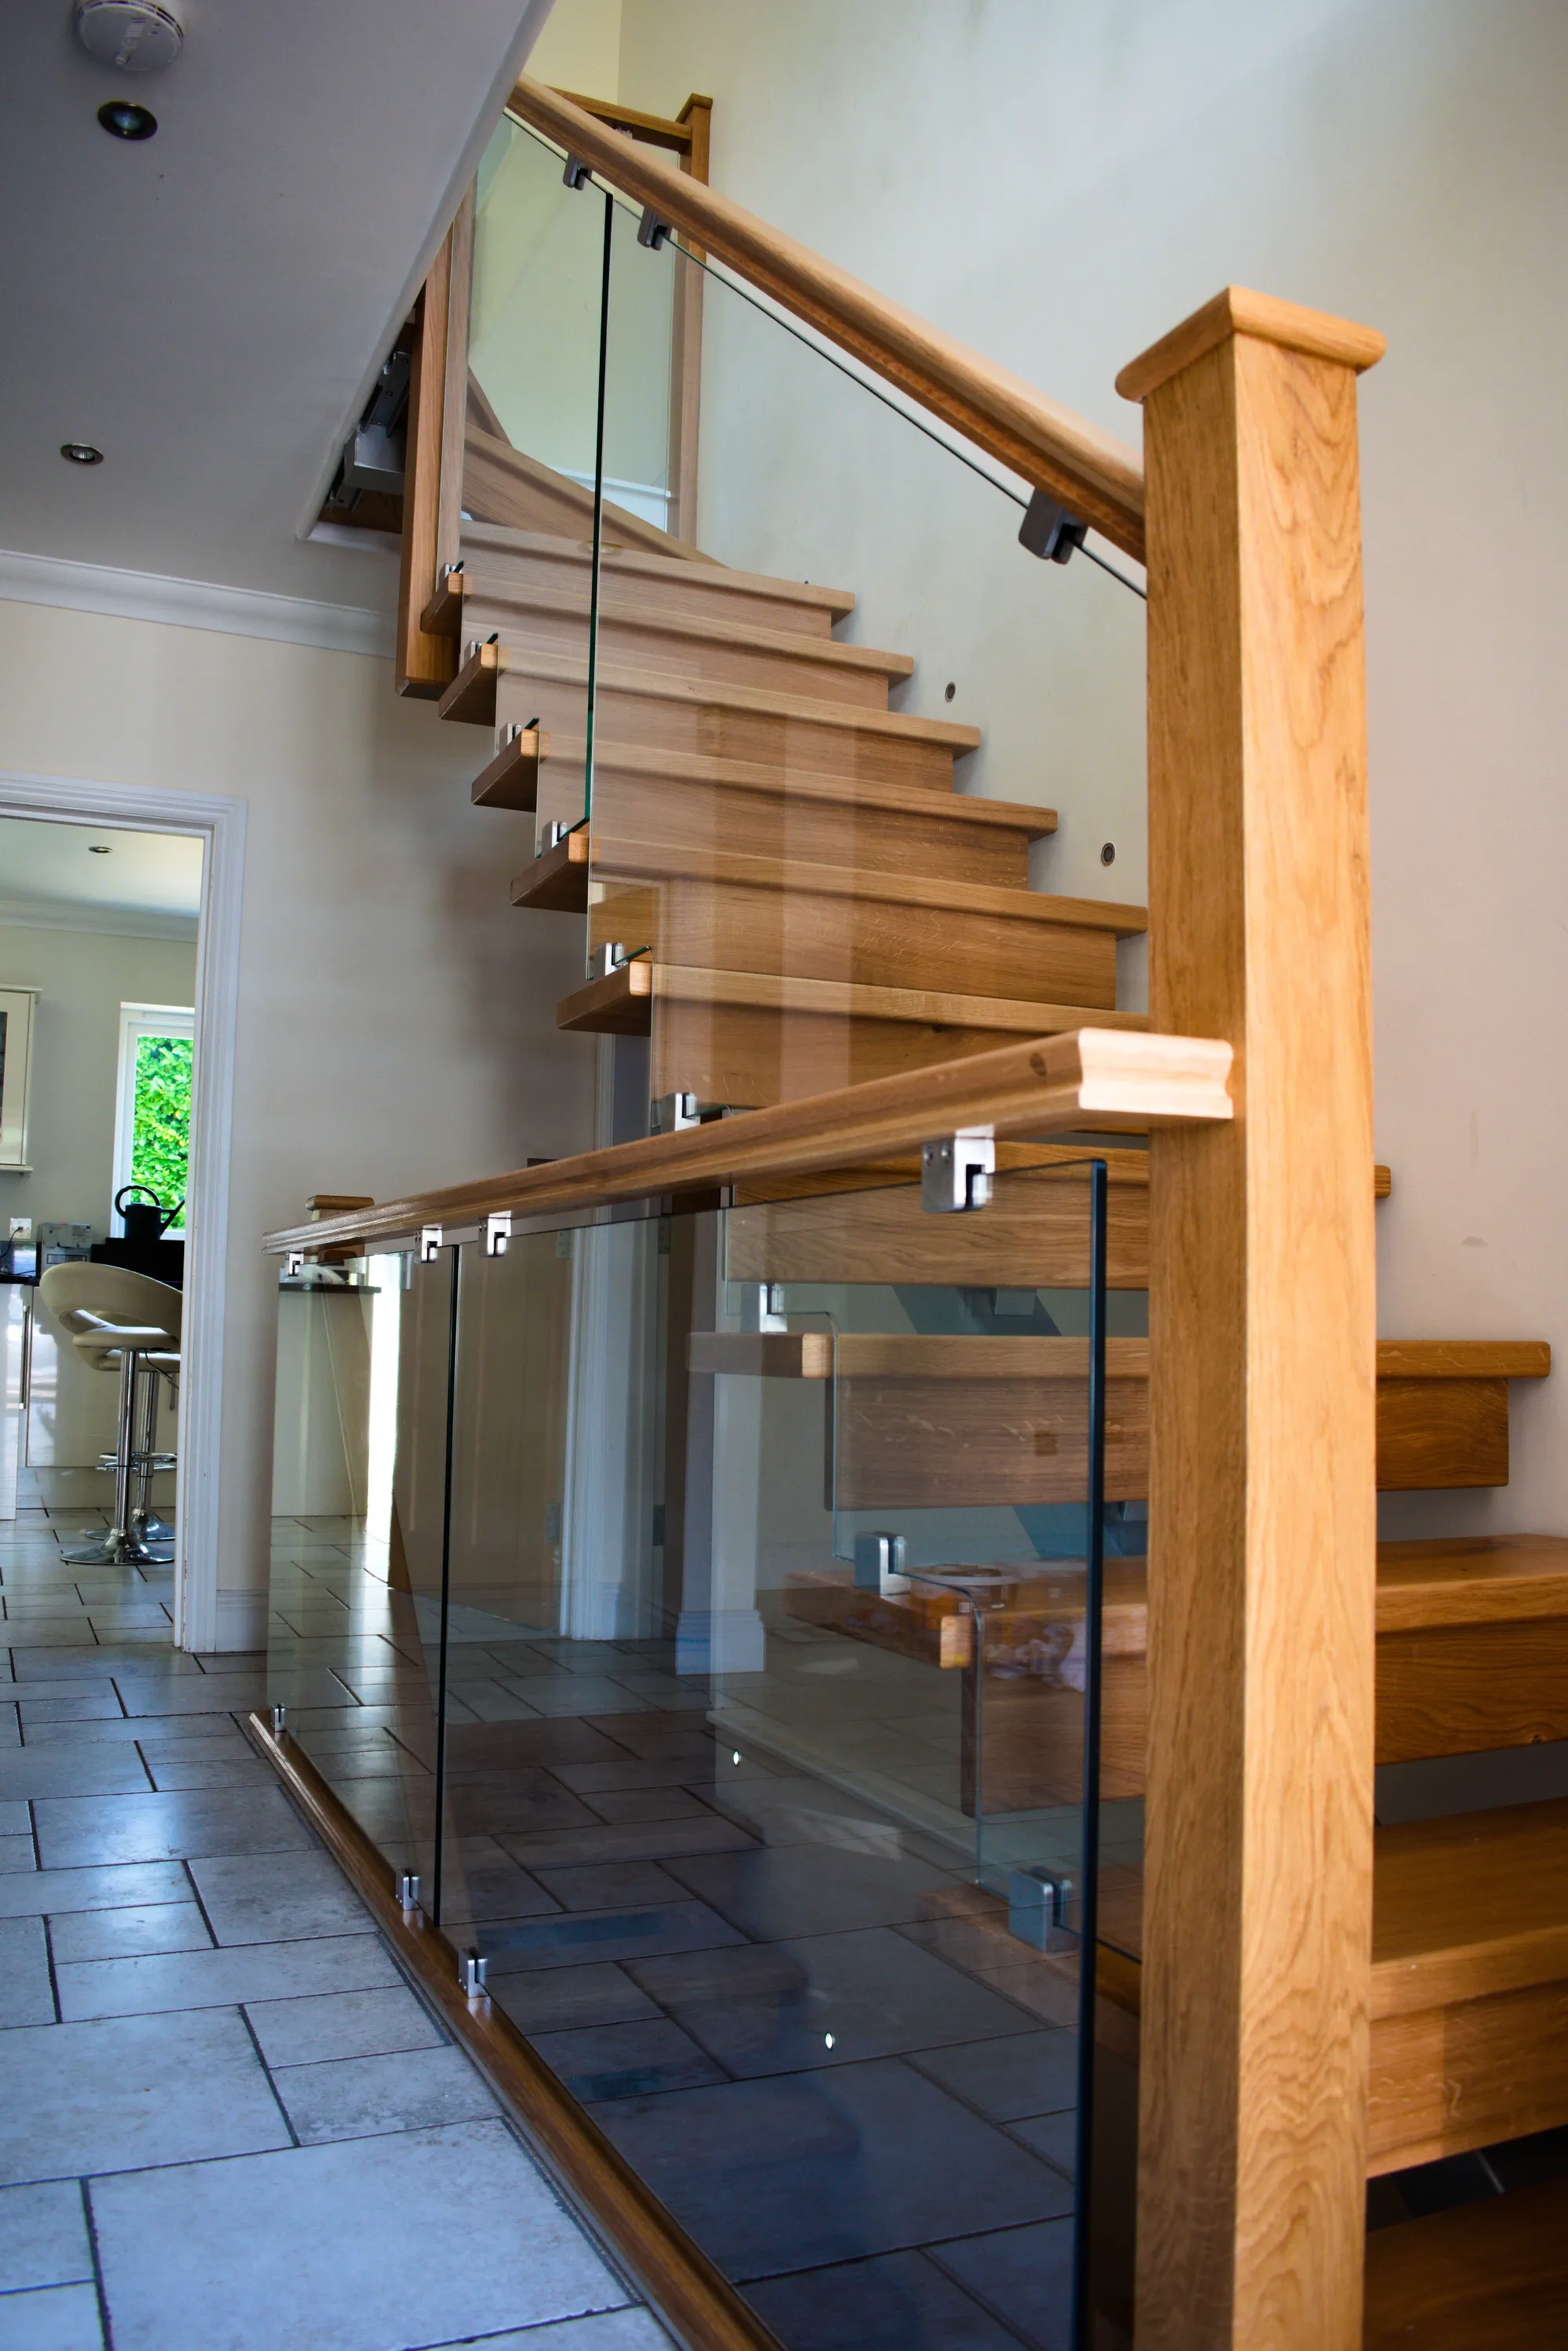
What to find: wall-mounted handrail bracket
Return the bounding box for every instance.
[1018,490,1088,566]
[921,1129,996,1213]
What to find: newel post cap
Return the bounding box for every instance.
[1116,285,1386,403]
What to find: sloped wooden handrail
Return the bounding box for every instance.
[505,74,1146,562]
[263,1027,1230,1256]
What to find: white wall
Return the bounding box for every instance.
[608,0,1568,1541]
[0,595,597,1641]
[526,0,621,101]
[0,917,197,1238]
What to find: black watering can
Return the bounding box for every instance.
[114,1185,183,1246]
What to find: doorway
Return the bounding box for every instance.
[0,773,244,1651]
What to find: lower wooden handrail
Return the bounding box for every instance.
[263,1027,1231,1257]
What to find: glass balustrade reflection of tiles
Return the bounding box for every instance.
[267,1248,453,1908]
[414,1165,1112,2351]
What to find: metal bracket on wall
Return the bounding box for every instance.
[920,1131,996,1213]
[419,1226,443,1263]
[637,205,673,251]
[561,154,592,191]
[1018,489,1088,565]
[485,1212,512,1259]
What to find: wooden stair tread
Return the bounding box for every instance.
[490,645,983,752]
[510,827,587,912]
[556,959,1149,1039]
[534,739,1056,835]
[452,576,915,686]
[532,830,1145,933]
[1364,2177,1568,2350]
[1377,1534,1568,1631]
[1373,1797,1568,2016]
[457,520,856,623]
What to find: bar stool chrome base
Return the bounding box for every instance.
[61,1528,173,1568]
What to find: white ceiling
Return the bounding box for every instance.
[0,816,204,935]
[0,0,550,611]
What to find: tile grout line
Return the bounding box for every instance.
[80,2171,118,2351]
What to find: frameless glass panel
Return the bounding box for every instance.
[570,213,1147,1138]
[432,1164,1109,2349]
[267,1248,455,1906]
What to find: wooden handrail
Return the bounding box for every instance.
[263,1027,1230,1255]
[505,75,1147,562]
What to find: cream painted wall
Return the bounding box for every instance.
[0,917,197,1238]
[0,597,597,1637]
[610,0,1568,1539]
[526,0,621,101]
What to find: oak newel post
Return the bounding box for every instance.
[1119,289,1385,2349]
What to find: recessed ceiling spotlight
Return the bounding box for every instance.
[88,844,113,856]
[76,1,185,74]
[96,100,158,140]
[60,443,104,466]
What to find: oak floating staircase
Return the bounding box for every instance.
[423,466,1567,2342]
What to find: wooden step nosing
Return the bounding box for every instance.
[540,739,1056,834]
[1371,1922,1568,2020]
[497,649,982,749]
[459,521,856,616]
[652,962,1150,1034]
[458,580,914,679]
[586,831,1145,932]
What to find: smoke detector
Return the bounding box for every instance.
[74,1,186,73]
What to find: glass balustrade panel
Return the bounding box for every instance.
[267,1247,455,1906]
[430,1164,1109,2350]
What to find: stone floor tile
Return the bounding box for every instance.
[55,1929,397,2020]
[662,1842,950,1941]
[244,1984,443,2069]
[0,2008,289,2182]
[0,1751,151,1804]
[532,1860,689,1913]
[0,1836,34,1874]
[1007,2109,1076,2177]
[0,2280,104,2349]
[32,1786,311,1870]
[111,1674,270,1717]
[0,1862,188,1920]
[0,1802,26,1835]
[909,2030,1079,2124]
[488,1965,659,2037]
[528,2018,728,2103]
[188,1848,372,1943]
[496,1817,754,1872]
[928,2217,1076,2351]
[590,2059,1073,2280]
[0,2181,92,2293]
[482,1900,746,1978]
[272,2045,499,2145]
[140,1753,274,1792]
[0,1918,55,2027]
[12,1695,123,1725]
[89,2123,626,2351]
[47,1902,212,1964]
[745,2247,1024,2351]
[433,2313,672,2351]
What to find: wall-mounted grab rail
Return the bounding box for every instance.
[263,1027,1230,1258]
[505,74,1147,563]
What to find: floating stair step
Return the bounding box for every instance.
[454,578,912,710]
[724,1154,1391,1288]
[510,825,587,913]
[557,834,1144,1008]
[472,726,548,810]
[556,960,1145,1103]
[452,521,855,638]
[437,638,506,725]
[783,1534,1568,1810]
[510,740,1053,888]
[1364,2175,1568,2349]
[694,1336,1548,1503]
[490,650,981,789]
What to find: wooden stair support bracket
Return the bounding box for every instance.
[1124,288,1387,2351]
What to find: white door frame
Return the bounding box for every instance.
[0,769,245,1652]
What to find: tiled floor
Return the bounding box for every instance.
[269,1516,1088,2351]
[0,1499,671,2351]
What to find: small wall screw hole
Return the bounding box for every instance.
[1100,842,1116,866]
